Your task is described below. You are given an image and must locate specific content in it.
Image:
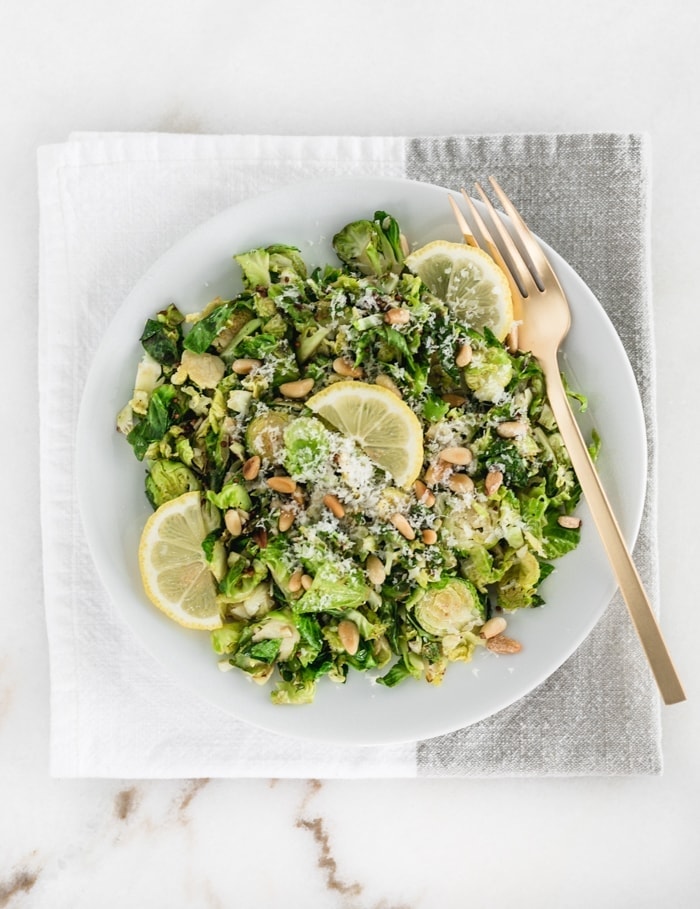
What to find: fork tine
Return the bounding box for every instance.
[472,182,538,298]
[487,176,558,288]
[458,189,523,327]
[457,189,516,284]
[447,195,478,248]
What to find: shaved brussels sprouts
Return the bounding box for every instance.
[283,417,331,481]
[119,208,589,705]
[245,411,293,461]
[145,459,201,509]
[412,578,484,637]
[332,211,404,277]
[464,346,513,402]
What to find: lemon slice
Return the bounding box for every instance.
[405,240,513,341]
[307,381,424,488]
[138,491,222,630]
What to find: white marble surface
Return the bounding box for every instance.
[2,0,699,906]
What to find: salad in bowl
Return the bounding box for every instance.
[116,209,590,705]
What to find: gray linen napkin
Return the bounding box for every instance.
[39,132,660,776]
[408,134,661,774]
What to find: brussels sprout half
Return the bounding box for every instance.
[412,577,484,638]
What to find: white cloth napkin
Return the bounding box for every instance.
[38,132,662,777]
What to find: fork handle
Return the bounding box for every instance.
[543,360,686,705]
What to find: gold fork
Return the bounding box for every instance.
[450,177,685,705]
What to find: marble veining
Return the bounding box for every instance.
[294,780,363,901]
[0,868,39,907]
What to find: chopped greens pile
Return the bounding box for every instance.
[117,210,587,704]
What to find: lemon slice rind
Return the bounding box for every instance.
[405,240,513,341]
[138,491,222,631]
[307,382,424,489]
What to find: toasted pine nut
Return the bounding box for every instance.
[448,473,475,495]
[484,469,503,496]
[497,420,528,439]
[390,513,415,540]
[480,616,507,639]
[333,357,364,379]
[421,528,438,545]
[366,554,386,586]
[338,620,360,656]
[267,476,297,494]
[439,446,473,466]
[279,378,314,399]
[232,358,262,375]
[414,479,436,507]
[485,633,522,654]
[375,374,402,397]
[557,515,582,529]
[424,461,449,487]
[224,509,242,536]
[242,455,261,481]
[288,569,303,592]
[301,574,313,591]
[399,233,410,257]
[456,342,473,368]
[384,308,410,325]
[323,494,345,518]
[442,393,467,406]
[278,509,295,532]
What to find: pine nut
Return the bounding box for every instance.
[323,494,345,518]
[288,569,303,592]
[375,374,402,397]
[267,476,297,494]
[442,393,466,406]
[301,574,313,591]
[485,633,522,654]
[279,378,314,399]
[439,446,473,466]
[384,308,410,325]
[390,513,415,540]
[456,342,473,368]
[497,420,528,439]
[424,461,449,487]
[333,357,364,379]
[557,515,582,529]
[448,473,475,495]
[232,358,262,375]
[224,509,242,536]
[338,620,360,656]
[366,554,386,586]
[414,480,436,507]
[278,509,295,532]
[399,233,410,257]
[480,616,507,639]
[485,469,503,496]
[421,528,438,545]
[242,455,261,480]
